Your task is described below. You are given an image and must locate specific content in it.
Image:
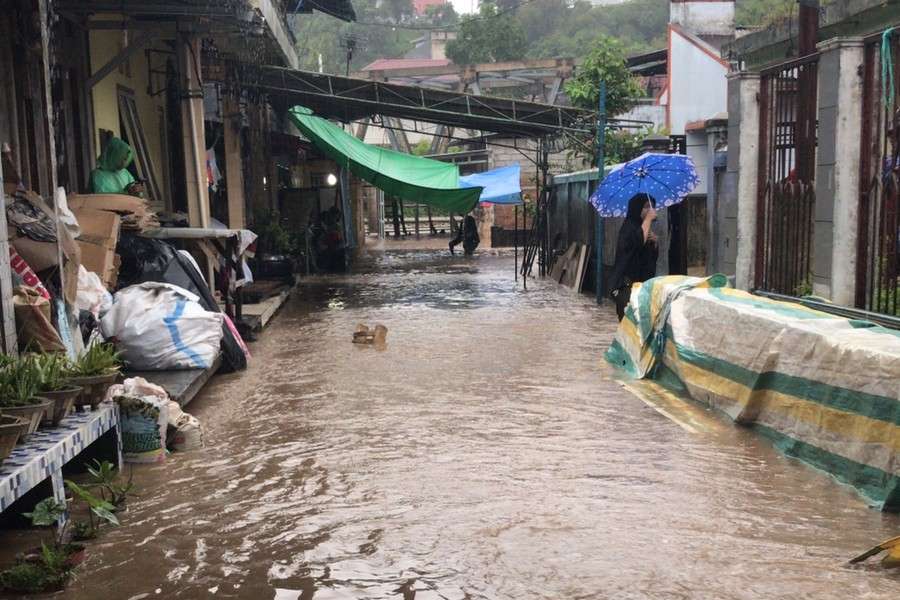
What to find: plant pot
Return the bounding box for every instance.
[40,387,82,426]
[1,398,54,441]
[68,374,117,410]
[0,416,27,466]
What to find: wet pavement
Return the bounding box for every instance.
[19,247,900,598]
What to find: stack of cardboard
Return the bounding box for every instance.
[68,194,159,231]
[72,207,121,288]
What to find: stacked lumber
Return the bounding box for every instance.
[68,194,160,231]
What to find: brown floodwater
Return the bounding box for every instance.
[11,247,900,599]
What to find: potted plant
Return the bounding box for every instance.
[34,353,81,426]
[0,478,122,593]
[1,498,79,593]
[0,356,54,440]
[66,344,121,410]
[0,415,28,467]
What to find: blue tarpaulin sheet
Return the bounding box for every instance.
[459,164,522,205]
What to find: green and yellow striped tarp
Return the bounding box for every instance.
[606,276,900,511]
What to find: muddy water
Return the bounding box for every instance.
[52,250,900,598]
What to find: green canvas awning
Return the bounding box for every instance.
[288,106,481,213]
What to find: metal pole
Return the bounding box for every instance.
[514,204,518,281]
[596,81,607,305]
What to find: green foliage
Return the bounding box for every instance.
[65,481,120,529]
[0,355,42,407]
[86,460,134,508]
[563,35,643,116]
[23,498,67,528]
[520,0,668,59]
[0,562,64,593]
[423,3,458,27]
[253,209,296,255]
[291,0,420,74]
[735,0,838,28]
[33,353,71,393]
[67,343,121,378]
[411,139,432,156]
[445,2,527,65]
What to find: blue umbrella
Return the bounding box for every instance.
[589,152,700,217]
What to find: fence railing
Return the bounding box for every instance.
[857,32,900,316]
[755,54,819,295]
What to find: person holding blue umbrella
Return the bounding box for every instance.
[589,152,699,320]
[608,193,658,321]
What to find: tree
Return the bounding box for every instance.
[383,0,414,23]
[424,3,459,27]
[445,2,527,65]
[291,0,418,74]
[563,35,643,116]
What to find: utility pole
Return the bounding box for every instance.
[595,81,607,305]
[341,36,357,77]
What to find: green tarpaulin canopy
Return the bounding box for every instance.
[288,106,481,213]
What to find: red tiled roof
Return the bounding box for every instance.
[414,0,446,14]
[361,58,452,71]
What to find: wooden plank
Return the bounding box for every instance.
[223,94,246,229]
[86,30,154,89]
[575,243,590,293]
[0,166,17,355]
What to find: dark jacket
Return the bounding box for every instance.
[608,197,658,293]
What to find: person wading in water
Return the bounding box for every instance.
[449,214,480,256]
[609,193,659,321]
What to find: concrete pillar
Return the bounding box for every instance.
[223,94,246,229]
[729,72,761,290]
[705,118,728,275]
[177,34,210,229]
[815,37,865,305]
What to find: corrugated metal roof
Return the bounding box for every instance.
[362,58,453,72]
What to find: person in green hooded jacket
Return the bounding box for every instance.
[89,137,144,196]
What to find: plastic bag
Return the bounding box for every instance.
[13,286,64,352]
[100,282,223,370]
[9,247,50,299]
[54,187,80,238]
[75,265,113,318]
[116,234,248,372]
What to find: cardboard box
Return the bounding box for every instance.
[77,240,118,288]
[73,207,120,250]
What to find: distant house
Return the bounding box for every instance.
[413,0,446,16]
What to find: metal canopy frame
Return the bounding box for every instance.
[245,67,600,138]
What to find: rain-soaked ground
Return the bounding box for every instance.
[8,244,900,599]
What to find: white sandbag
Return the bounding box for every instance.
[113,396,169,464]
[75,265,112,318]
[166,399,185,427]
[100,282,223,370]
[170,414,203,452]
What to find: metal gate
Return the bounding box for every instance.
[857,31,900,316]
[755,55,819,295]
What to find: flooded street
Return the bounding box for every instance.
[57,247,899,599]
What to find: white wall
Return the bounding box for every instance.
[669,28,728,135]
[686,130,708,196]
[618,101,666,129]
[670,1,735,37]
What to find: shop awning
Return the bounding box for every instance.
[288,107,482,213]
[460,165,523,205]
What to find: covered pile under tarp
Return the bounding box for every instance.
[460,164,522,205]
[288,106,482,213]
[606,275,900,511]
